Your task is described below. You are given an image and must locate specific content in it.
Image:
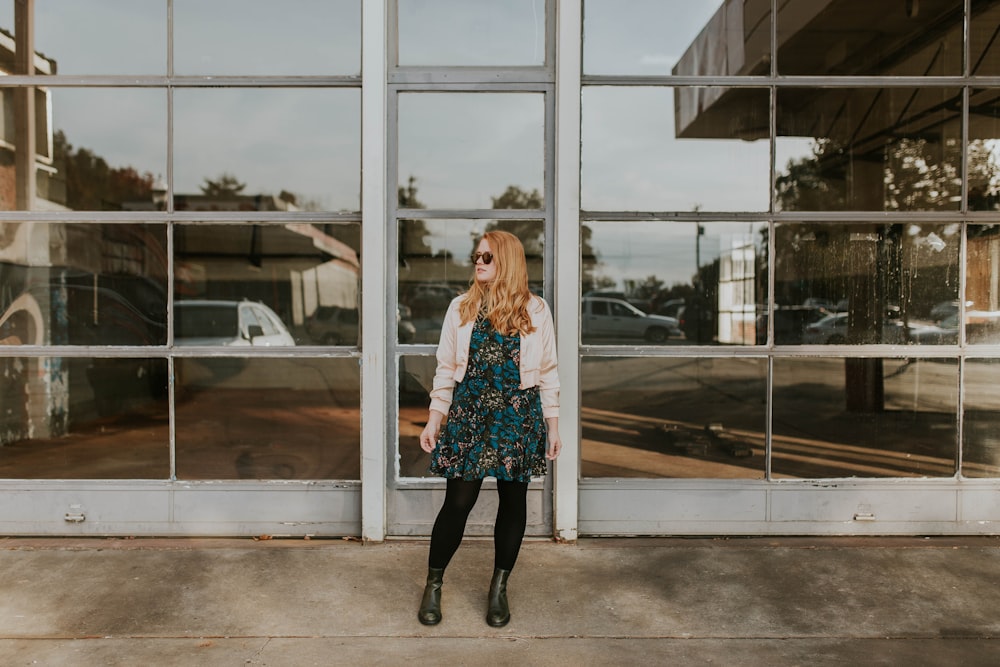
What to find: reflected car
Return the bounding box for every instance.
[174,299,295,347]
[582,296,682,343]
[304,305,416,345]
[911,311,1000,345]
[802,312,914,344]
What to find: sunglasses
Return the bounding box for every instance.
[471,251,494,265]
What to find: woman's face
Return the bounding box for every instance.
[473,239,498,284]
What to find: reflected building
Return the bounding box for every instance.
[1,1,1000,539]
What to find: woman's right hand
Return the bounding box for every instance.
[419,411,444,453]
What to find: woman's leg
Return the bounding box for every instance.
[493,480,529,571]
[428,478,484,569]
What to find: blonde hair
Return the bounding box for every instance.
[458,230,536,337]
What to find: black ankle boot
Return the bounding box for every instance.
[417,567,445,625]
[486,567,511,627]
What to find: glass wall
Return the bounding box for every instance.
[0,1,362,487]
[581,0,1000,487]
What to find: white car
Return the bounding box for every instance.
[582,296,682,343]
[174,299,295,347]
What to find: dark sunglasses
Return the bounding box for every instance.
[471,251,494,265]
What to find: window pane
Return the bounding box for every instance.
[971,2,1000,76]
[772,357,958,478]
[7,88,167,212]
[175,357,359,480]
[174,0,360,75]
[399,354,437,478]
[969,90,1000,212]
[0,223,167,346]
[963,359,1000,477]
[173,223,360,347]
[398,218,544,344]
[583,221,765,345]
[36,0,166,74]
[174,89,360,213]
[776,88,963,212]
[398,93,544,210]
[0,356,169,479]
[582,87,770,212]
[581,357,766,479]
[776,1,962,76]
[773,223,960,345]
[966,225,1000,344]
[398,0,545,66]
[585,0,770,76]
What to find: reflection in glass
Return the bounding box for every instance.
[398,219,544,344]
[7,88,167,211]
[971,3,1000,76]
[174,89,360,212]
[966,226,1000,344]
[583,221,766,345]
[772,358,957,478]
[774,223,960,345]
[397,93,544,210]
[0,356,169,479]
[581,87,770,212]
[776,2,961,76]
[397,0,545,66]
[963,359,1000,477]
[776,88,963,212]
[585,0,770,77]
[969,90,1000,212]
[581,357,766,479]
[175,357,359,480]
[175,0,360,75]
[0,223,168,346]
[35,0,166,74]
[398,355,437,478]
[173,223,360,347]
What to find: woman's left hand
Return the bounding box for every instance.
[546,431,562,460]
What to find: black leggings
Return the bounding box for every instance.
[428,478,529,572]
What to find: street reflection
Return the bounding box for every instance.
[581,357,766,479]
[175,358,360,480]
[772,358,960,478]
[0,357,169,479]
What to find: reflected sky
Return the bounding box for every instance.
[583,0,722,74]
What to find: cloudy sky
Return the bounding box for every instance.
[4,1,823,287]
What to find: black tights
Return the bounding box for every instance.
[428,478,529,572]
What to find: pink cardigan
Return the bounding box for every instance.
[428,294,560,419]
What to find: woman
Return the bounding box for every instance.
[417,230,562,628]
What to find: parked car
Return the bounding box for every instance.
[582,296,682,343]
[174,299,295,347]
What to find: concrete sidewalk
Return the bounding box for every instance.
[1,536,999,666]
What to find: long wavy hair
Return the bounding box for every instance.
[458,231,536,336]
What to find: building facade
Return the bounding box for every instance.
[1,0,1000,539]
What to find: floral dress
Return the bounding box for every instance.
[430,314,548,482]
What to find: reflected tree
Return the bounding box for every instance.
[199,172,247,199]
[486,184,600,291]
[53,130,155,210]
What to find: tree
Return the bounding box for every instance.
[199,173,246,198]
[52,130,155,210]
[485,184,600,290]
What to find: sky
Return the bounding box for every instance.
[6,1,995,289]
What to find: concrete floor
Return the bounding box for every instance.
[2,536,999,666]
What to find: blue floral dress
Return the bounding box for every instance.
[430,315,548,481]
